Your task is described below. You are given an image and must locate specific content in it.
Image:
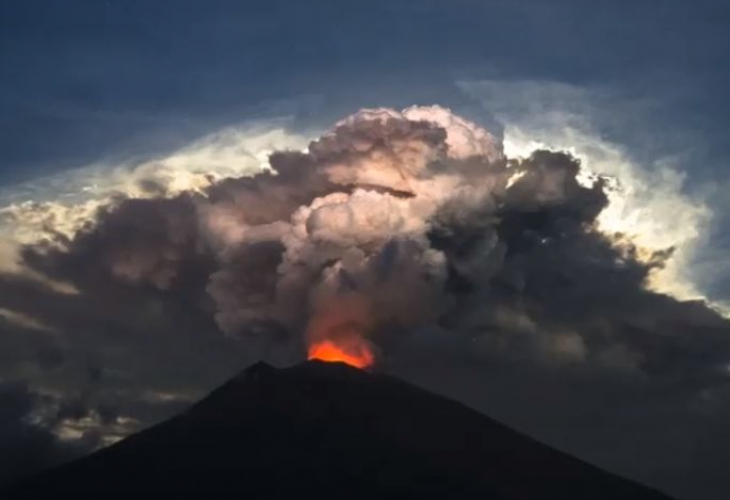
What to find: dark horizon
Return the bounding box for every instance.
[3,359,677,499]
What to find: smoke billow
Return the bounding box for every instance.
[9,105,730,371]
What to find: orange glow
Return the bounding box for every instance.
[307,339,375,369]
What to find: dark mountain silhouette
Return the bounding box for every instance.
[4,360,674,499]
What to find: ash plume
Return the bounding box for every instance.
[10,106,730,369]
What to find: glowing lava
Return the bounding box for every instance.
[307,339,375,369]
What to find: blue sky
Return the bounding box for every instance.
[2,0,728,179]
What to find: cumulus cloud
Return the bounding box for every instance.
[0,121,309,272]
[457,79,713,304]
[1,105,729,499]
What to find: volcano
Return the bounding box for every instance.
[4,361,673,499]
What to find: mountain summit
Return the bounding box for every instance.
[5,360,673,499]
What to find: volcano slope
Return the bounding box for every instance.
[3,360,674,499]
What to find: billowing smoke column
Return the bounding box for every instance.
[195,107,507,366]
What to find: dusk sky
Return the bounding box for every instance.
[1,2,729,499]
